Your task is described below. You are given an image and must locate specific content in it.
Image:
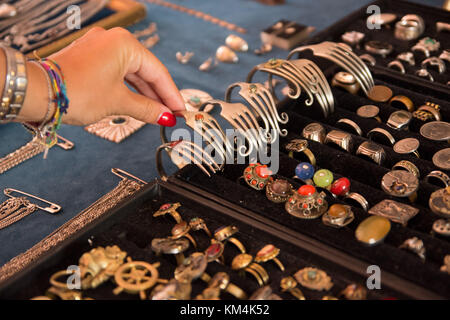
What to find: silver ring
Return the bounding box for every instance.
[425,171,450,187]
[397,52,415,66]
[387,60,405,74]
[355,141,386,165]
[421,57,446,74]
[395,15,424,40]
[359,54,376,66]
[392,160,420,178]
[324,130,353,152]
[302,122,326,144]
[386,110,412,130]
[367,128,396,145]
[415,68,434,82]
[344,192,369,212]
[336,118,363,136]
[364,41,393,58]
[439,49,450,64]
[411,44,430,58]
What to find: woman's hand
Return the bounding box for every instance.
[19,27,185,126]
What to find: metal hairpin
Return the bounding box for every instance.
[199,99,265,158]
[161,111,231,169]
[156,140,220,181]
[225,82,288,144]
[246,58,334,117]
[288,41,375,96]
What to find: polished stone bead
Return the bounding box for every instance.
[295,162,315,180]
[355,216,391,245]
[330,177,351,196]
[313,169,334,188]
[298,185,316,196]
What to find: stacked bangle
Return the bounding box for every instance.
[0,45,28,123]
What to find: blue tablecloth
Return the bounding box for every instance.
[0,0,441,266]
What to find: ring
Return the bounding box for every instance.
[254,244,285,271]
[331,71,361,95]
[339,284,367,300]
[369,199,419,226]
[231,253,269,287]
[367,128,396,145]
[294,162,315,184]
[429,187,450,218]
[397,52,415,66]
[313,169,334,189]
[387,60,405,73]
[201,272,247,300]
[395,15,424,40]
[392,160,420,178]
[387,110,412,130]
[189,217,212,238]
[415,68,433,81]
[425,171,450,187]
[356,141,386,165]
[241,163,273,191]
[359,54,376,66]
[280,277,305,300]
[432,219,450,237]
[322,204,355,228]
[266,179,294,203]
[330,177,351,197]
[356,105,381,122]
[336,118,363,136]
[205,241,225,264]
[324,130,353,152]
[294,267,333,291]
[389,95,415,112]
[381,170,419,203]
[399,237,426,261]
[364,41,393,58]
[393,138,420,158]
[422,57,446,74]
[171,221,198,248]
[344,192,369,212]
[153,203,183,223]
[341,31,365,47]
[214,225,246,253]
[416,104,442,121]
[439,49,450,64]
[285,139,316,165]
[285,185,328,219]
[411,44,430,58]
[302,122,326,144]
[151,237,189,266]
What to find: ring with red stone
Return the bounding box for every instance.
[330,177,351,197]
[189,217,212,238]
[266,179,294,203]
[170,221,197,248]
[322,204,355,228]
[285,185,328,219]
[153,202,183,223]
[205,240,226,264]
[214,225,246,253]
[254,244,285,271]
[241,163,274,191]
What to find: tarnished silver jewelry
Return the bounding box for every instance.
[393,138,420,158]
[225,82,288,143]
[397,52,415,66]
[156,140,220,181]
[432,219,450,237]
[364,41,393,58]
[369,199,419,226]
[344,192,369,212]
[357,105,381,122]
[0,188,61,230]
[359,53,376,66]
[198,57,218,72]
[355,141,386,165]
[324,130,353,152]
[399,237,426,261]
[426,171,450,188]
[387,110,412,130]
[420,121,450,142]
[216,45,238,63]
[341,31,365,48]
[247,58,335,117]
[433,148,450,171]
[415,68,434,82]
[367,128,396,145]
[289,41,374,96]
[392,160,420,178]
[381,170,419,203]
[421,57,446,74]
[439,49,450,64]
[84,116,145,143]
[395,14,425,40]
[336,118,362,136]
[366,13,397,27]
[387,60,405,73]
[302,122,326,144]
[414,37,440,53]
[411,44,430,58]
[176,51,194,64]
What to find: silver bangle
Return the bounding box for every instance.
[0,45,28,123]
[425,171,450,188]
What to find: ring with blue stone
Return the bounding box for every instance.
[294,162,315,185]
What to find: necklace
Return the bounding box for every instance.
[142,0,247,34]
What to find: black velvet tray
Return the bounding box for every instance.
[302,0,450,96]
[0,180,414,300]
[168,1,450,299]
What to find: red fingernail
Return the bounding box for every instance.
[157,112,176,127]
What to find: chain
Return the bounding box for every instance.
[142,0,247,34]
[0,178,144,283]
[0,197,38,230]
[0,136,45,174]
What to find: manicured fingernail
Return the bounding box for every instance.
[157,112,176,127]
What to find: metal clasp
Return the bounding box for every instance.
[56,135,74,150]
[3,188,61,213]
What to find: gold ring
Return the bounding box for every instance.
[228,237,246,253]
[254,244,285,271]
[171,221,198,248]
[285,139,316,166]
[331,71,361,95]
[389,95,415,112]
[214,226,246,253]
[417,105,441,121]
[50,270,76,290]
[243,267,264,287]
[280,277,306,300]
[153,203,183,223]
[189,217,212,238]
[250,263,269,284]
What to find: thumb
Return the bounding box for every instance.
[119,88,177,127]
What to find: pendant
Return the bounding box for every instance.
[84,116,145,143]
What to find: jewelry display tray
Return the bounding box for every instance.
[0,180,414,299]
[166,0,450,298]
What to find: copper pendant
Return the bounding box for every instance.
[84,116,146,143]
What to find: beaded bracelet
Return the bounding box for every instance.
[36,58,69,156]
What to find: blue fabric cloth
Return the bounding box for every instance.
[0,0,442,266]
